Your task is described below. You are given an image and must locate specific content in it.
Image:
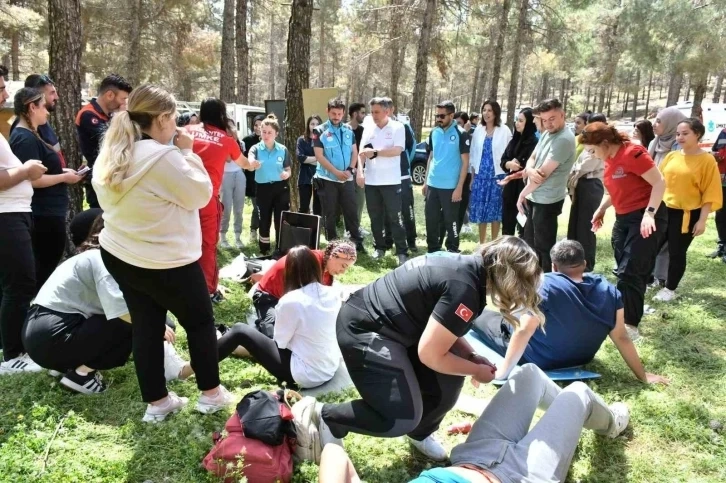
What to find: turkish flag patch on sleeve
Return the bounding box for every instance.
[455,303,473,323]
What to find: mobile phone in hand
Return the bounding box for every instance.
[76,166,90,176]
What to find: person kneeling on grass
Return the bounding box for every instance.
[180,245,343,389]
[319,364,630,483]
[473,239,669,384]
[20,215,189,394]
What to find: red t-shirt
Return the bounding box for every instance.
[187,125,242,197]
[604,143,656,215]
[258,250,333,299]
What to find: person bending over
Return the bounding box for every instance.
[473,240,669,384]
[181,246,342,389]
[297,236,544,462]
[319,364,630,483]
[252,240,357,338]
[22,215,189,394]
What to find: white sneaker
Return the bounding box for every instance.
[48,369,62,378]
[460,224,473,234]
[653,287,677,302]
[196,385,236,414]
[142,391,189,423]
[625,324,641,342]
[360,227,371,236]
[0,354,43,375]
[234,236,244,249]
[163,342,188,382]
[250,230,258,242]
[315,402,344,448]
[607,402,630,438]
[220,238,231,249]
[408,434,448,461]
[344,231,351,240]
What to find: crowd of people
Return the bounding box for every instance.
[0,61,724,482]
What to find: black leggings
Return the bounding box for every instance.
[663,207,700,291]
[252,290,279,338]
[32,215,67,294]
[101,249,220,402]
[501,178,524,236]
[567,178,604,272]
[321,293,464,440]
[716,186,726,247]
[298,184,321,216]
[255,181,290,254]
[218,323,295,387]
[0,213,35,360]
[22,305,132,371]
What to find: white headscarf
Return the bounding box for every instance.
[648,106,687,164]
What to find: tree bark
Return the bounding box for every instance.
[48,0,83,254]
[506,0,527,128]
[631,68,640,122]
[220,0,236,102]
[318,9,325,87]
[666,66,683,107]
[621,70,632,117]
[235,0,250,103]
[284,0,313,212]
[584,85,590,112]
[126,0,143,87]
[691,72,708,118]
[488,0,512,101]
[268,11,276,99]
[410,0,437,140]
[606,82,614,118]
[712,72,723,104]
[644,70,653,118]
[10,31,20,81]
[389,0,405,110]
[469,46,483,114]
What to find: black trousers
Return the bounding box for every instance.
[101,249,219,402]
[439,175,472,248]
[315,178,363,244]
[252,289,279,339]
[22,305,132,371]
[31,215,67,294]
[255,181,290,254]
[522,199,564,272]
[567,178,604,272]
[501,178,525,236]
[0,213,35,360]
[425,186,461,253]
[217,322,295,387]
[85,181,100,209]
[366,184,407,254]
[663,207,700,291]
[385,178,417,249]
[322,294,464,440]
[298,184,321,216]
[716,186,726,248]
[612,207,667,327]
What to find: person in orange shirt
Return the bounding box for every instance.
[653,119,723,302]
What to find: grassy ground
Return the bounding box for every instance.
[1,189,725,483]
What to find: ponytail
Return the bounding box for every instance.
[94,110,141,190]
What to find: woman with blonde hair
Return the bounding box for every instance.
[296,236,544,462]
[92,84,234,422]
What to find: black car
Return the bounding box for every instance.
[411,141,428,185]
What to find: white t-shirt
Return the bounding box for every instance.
[360,118,406,186]
[224,160,242,173]
[273,283,342,388]
[35,250,129,320]
[0,132,33,213]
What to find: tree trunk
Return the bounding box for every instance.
[219,0,236,102]
[684,76,691,102]
[284,0,313,212]
[389,0,405,110]
[584,85,590,112]
[268,11,276,99]
[410,0,437,140]
[469,47,483,115]
[666,66,683,107]
[10,31,20,81]
[488,0,512,101]
[606,82,614,118]
[621,70,632,117]
[597,84,606,113]
[631,69,640,122]
[318,10,325,87]
[712,72,724,104]
[126,0,143,87]
[506,0,528,128]
[644,70,653,118]
[235,0,250,103]
[48,0,83,254]
[691,72,708,118]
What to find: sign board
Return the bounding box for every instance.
[264,99,287,143]
[303,88,340,122]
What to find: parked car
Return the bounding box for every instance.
[411,141,428,185]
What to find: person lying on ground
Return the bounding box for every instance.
[180,246,343,389]
[21,214,189,393]
[319,364,630,483]
[473,239,669,384]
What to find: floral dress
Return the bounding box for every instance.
[469,136,504,224]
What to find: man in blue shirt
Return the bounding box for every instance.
[424,101,470,253]
[472,240,668,384]
[313,98,364,252]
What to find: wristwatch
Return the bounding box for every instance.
[644,206,656,217]
[371,150,379,159]
[347,167,356,175]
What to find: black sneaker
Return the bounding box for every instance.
[60,370,107,394]
[210,291,224,304]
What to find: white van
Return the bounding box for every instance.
[176,101,265,142]
[676,101,726,147]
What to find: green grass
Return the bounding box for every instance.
[1,190,725,482]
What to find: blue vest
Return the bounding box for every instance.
[428,123,465,189]
[254,141,287,184]
[315,121,354,181]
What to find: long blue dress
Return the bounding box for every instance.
[469,136,504,224]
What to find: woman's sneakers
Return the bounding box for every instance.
[407,434,448,461]
[143,392,189,423]
[0,354,43,375]
[653,287,677,302]
[196,385,236,414]
[606,402,630,438]
[60,369,107,394]
[163,342,189,382]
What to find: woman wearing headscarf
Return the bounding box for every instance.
[500,108,538,236]
[649,106,687,287]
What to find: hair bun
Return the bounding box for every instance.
[266,113,277,121]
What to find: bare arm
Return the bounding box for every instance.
[609,309,668,384]
[31,172,73,189]
[233,152,252,169]
[418,318,492,380]
[495,313,539,380]
[0,166,31,190]
[641,166,665,210]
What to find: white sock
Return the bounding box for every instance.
[75,368,90,376]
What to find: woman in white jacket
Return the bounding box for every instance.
[92,85,234,422]
[468,100,512,243]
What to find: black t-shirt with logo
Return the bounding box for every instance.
[359,252,488,347]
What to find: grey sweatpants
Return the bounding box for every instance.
[221,170,246,236]
[450,364,616,483]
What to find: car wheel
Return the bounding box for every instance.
[411,163,427,185]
